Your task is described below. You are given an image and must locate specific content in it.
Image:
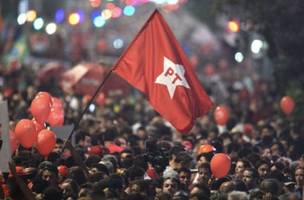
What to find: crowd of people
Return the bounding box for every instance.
[0,53,303,200]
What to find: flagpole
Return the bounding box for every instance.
[61,69,114,152]
[61,9,159,151]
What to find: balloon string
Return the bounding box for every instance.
[61,69,114,153]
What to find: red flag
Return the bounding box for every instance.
[113,10,213,133]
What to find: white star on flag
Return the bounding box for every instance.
[155,57,190,98]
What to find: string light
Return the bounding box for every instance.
[113,38,124,49]
[68,13,80,25]
[45,23,57,35]
[227,20,240,33]
[55,9,65,24]
[112,7,122,18]
[93,16,106,27]
[26,10,37,22]
[123,5,135,16]
[101,9,112,20]
[16,1,186,31]
[33,17,44,30]
[17,13,27,25]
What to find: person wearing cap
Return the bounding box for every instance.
[196,144,216,168]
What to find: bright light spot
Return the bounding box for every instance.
[77,10,85,23]
[55,9,65,23]
[153,0,166,4]
[45,23,57,35]
[93,16,106,27]
[125,0,136,5]
[123,5,135,16]
[234,52,244,63]
[90,0,101,7]
[33,17,44,30]
[102,9,112,20]
[106,3,116,10]
[112,7,122,18]
[168,0,179,4]
[251,39,263,54]
[18,0,28,15]
[228,20,240,33]
[113,38,124,49]
[68,13,80,25]
[26,10,37,22]
[17,13,27,25]
[91,10,100,20]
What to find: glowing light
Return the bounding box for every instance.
[234,52,244,63]
[113,38,124,49]
[45,23,57,35]
[228,20,240,33]
[33,17,44,30]
[90,0,101,7]
[17,13,27,25]
[106,3,116,10]
[101,9,112,20]
[18,0,28,15]
[77,10,85,23]
[123,5,135,16]
[125,0,136,5]
[93,16,106,27]
[69,13,80,25]
[153,0,166,4]
[167,0,178,4]
[91,10,100,20]
[55,9,65,23]
[26,10,37,22]
[112,7,122,18]
[251,39,263,54]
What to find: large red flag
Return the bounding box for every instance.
[113,10,213,133]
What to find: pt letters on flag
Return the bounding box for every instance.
[113,10,213,133]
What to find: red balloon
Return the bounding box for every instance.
[32,118,44,133]
[214,106,230,125]
[15,119,36,148]
[36,129,56,156]
[47,109,64,127]
[210,153,231,178]
[51,97,63,110]
[36,92,51,102]
[9,130,18,153]
[32,118,45,144]
[280,96,295,115]
[30,97,51,124]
